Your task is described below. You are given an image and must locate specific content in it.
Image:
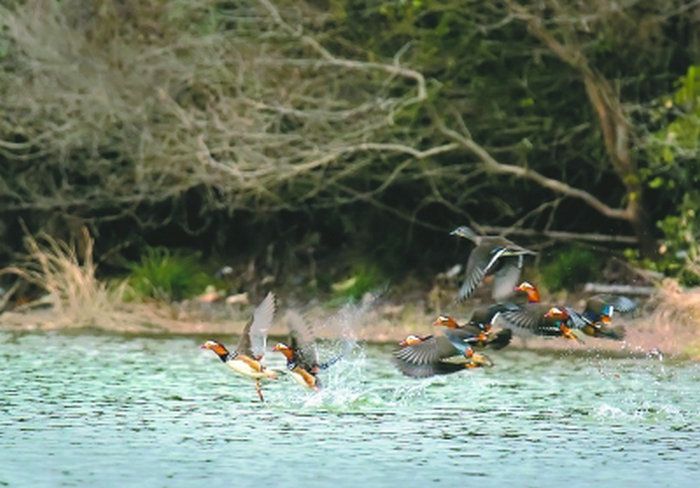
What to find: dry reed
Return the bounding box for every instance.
[0,228,125,327]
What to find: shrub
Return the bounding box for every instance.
[127,247,215,302]
[541,246,601,292]
[331,262,386,302]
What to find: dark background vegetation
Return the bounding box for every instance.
[1,0,699,297]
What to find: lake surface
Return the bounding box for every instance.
[1,331,698,487]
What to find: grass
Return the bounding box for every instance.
[330,262,387,302]
[0,228,125,327]
[127,247,217,302]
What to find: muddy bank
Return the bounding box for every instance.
[2,297,699,360]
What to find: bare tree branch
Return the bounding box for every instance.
[435,120,632,220]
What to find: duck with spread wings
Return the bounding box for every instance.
[451,226,536,302]
[273,310,352,391]
[200,292,278,401]
[505,282,628,340]
[393,318,512,378]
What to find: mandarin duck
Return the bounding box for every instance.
[393,318,512,378]
[272,310,351,391]
[493,301,588,342]
[513,282,627,340]
[200,292,277,401]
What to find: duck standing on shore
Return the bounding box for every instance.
[451,226,536,302]
[200,292,277,401]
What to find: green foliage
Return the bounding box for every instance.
[1,0,699,275]
[643,65,700,191]
[331,262,386,301]
[541,247,601,292]
[627,193,700,286]
[127,247,215,302]
[637,65,700,285]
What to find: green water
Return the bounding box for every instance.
[1,332,698,487]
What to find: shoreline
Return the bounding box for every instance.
[2,299,699,360]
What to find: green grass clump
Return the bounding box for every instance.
[541,246,601,292]
[127,247,215,302]
[331,262,386,301]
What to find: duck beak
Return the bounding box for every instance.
[199,344,207,350]
[601,315,612,325]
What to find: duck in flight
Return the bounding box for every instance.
[451,226,536,302]
[272,310,352,391]
[200,292,278,401]
[393,315,512,378]
[509,282,628,340]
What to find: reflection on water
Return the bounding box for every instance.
[0,332,699,487]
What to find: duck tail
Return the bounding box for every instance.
[487,328,513,350]
[599,325,626,341]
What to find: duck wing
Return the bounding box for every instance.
[493,304,560,336]
[469,302,521,326]
[458,245,508,301]
[235,292,276,359]
[491,255,524,302]
[286,310,320,368]
[393,358,466,378]
[393,335,458,365]
[563,307,593,329]
[443,328,488,353]
[589,294,638,314]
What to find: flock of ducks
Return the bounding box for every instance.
[201,226,637,401]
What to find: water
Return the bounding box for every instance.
[1,331,699,487]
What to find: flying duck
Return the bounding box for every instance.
[272,310,351,391]
[393,318,512,378]
[513,282,627,340]
[200,292,277,401]
[493,302,587,342]
[451,226,536,302]
[393,329,497,378]
[583,294,637,323]
[431,314,513,350]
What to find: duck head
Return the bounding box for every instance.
[432,315,460,329]
[272,343,295,360]
[450,225,478,242]
[515,281,540,303]
[543,308,582,342]
[399,334,427,347]
[543,306,569,321]
[200,340,229,361]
